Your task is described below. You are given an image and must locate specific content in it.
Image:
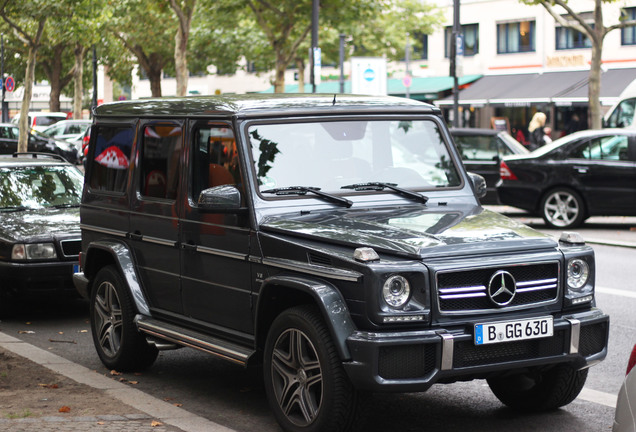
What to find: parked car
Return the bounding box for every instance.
[0,123,81,164]
[0,153,83,316]
[614,344,636,432]
[497,129,636,229]
[74,94,608,432]
[11,111,68,132]
[40,119,92,148]
[450,127,529,204]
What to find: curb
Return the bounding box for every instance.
[583,238,636,249]
[0,331,236,432]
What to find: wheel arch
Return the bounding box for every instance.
[254,275,356,361]
[83,240,151,316]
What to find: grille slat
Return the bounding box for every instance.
[437,262,559,314]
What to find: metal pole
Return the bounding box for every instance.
[311,0,318,93]
[452,0,460,127]
[339,34,345,94]
[405,33,410,99]
[91,45,97,116]
[1,34,6,123]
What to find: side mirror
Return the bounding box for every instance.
[198,185,241,211]
[468,172,487,199]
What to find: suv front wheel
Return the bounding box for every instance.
[263,305,363,432]
[90,265,158,371]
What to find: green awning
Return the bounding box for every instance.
[260,74,482,101]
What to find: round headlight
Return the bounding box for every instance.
[382,275,411,308]
[567,258,589,290]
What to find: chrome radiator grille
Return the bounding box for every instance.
[436,262,559,314]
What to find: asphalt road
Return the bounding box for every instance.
[0,215,634,432]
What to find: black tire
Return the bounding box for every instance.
[540,188,586,229]
[90,265,158,371]
[487,364,588,412]
[263,305,363,432]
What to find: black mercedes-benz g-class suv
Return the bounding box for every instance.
[74,94,609,432]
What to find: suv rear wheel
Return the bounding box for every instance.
[264,305,363,432]
[90,265,158,371]
[487,364,588,411]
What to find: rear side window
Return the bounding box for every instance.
[35,116,64,127]
[140,123,182,200]
[454,135,499,161]
[88,126,134,193]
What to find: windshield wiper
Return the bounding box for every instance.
[0,205,29,212]
[341,182,429,204]
[262,186,353,208]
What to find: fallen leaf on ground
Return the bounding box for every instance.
[110,370,122,376]
[151,420,163,427]
[174,403,183,407]
[38,383,59,389]
[59,406,71,413]
[18,330,35,334]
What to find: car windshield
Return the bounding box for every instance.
[0,165,83,210]
[249,118,461,195]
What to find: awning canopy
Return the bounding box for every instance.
[436,68,636,107]
[261,74,482,101]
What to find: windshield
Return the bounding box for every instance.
[0,165,83,209]
[249,119,461,195]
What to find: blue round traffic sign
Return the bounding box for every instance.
[5,76,15,92]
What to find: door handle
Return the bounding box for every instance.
[181,242,197,251]
[573,166,589,174]
[129,232,143,241]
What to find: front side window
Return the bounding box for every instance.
[249,118,461,196]
[191,124,242,202]
[445,24,479,57]
[88,126,134,193]
[622,8,636,45]
[139,123,182,200]
[606,98,636,128]
[497,20,535,53]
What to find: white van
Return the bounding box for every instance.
[604,79,636,128]
[11,112,68,132]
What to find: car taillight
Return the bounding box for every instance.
[627,344,636,376]
[500,160,518,180]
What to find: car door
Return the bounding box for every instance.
[129,120,184,315]
[566,134,636,214]
[0,126,17,153]
[179,120,253,335]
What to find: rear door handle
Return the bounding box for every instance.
[573,166,589,174]
[129,232,143,241]
[181,242,197,251]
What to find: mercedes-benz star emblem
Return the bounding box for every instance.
[488,270,517,306]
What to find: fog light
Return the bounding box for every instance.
[383,275,411,308]
[567,258,589,290]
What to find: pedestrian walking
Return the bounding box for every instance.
[528,112,547,150]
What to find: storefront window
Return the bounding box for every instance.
[497,20,535,53]
[622,8,636,45]
[445,24,479,57]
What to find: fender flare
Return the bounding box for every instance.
[84,240,151,316]
[256,275,356,360]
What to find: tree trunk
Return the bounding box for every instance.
[73,44,86,119]
[148,68,163,97]
[588,40,603,130]
[296,58,305,93]
[18,46,38,152]
[274,51,287,93]
[174,27,188,96]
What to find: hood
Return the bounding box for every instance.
[0,207,80,242]
[260,205,556,259]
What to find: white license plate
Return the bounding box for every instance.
[474,316,553,345]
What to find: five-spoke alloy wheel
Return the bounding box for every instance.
[90,265,157,371]
[540,188,585,229]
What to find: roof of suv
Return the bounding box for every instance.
[93,94,440,119]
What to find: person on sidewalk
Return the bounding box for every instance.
[527,112,547,150]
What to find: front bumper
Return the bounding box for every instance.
[344,308,609,392]
[0,260,79,298]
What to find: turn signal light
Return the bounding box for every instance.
[500,161,518,180]
[627,344,636,376]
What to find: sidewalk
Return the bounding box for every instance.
[0,332,235,432]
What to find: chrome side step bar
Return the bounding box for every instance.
[134,315,254,366]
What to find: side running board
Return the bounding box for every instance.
[134,315,254,366]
